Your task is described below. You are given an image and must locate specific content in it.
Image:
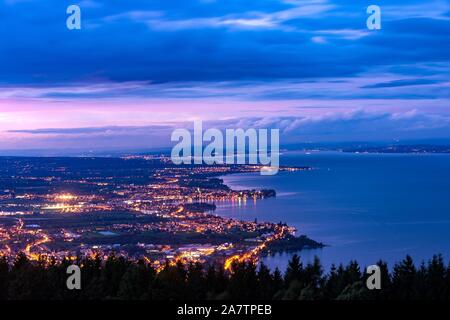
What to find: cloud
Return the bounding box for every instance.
[0,81,152,99]
[315,29,370,40]
[8,124,176,136]
[0,0,450,149]
[99,1,335,31]
[2,71,448,102]
[361,79,440,89]
[1,0,449,86]
[5,110,450,150]
[383,1,450,20]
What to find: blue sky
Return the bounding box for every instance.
[0,0,449,150]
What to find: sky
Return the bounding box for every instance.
[0,0,449,151]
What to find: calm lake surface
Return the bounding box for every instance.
[215,151,450,271]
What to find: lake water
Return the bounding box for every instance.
[215,151,450,271]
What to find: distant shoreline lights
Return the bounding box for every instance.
[170,121,279,175]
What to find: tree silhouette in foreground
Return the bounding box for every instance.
[1,253,450,300]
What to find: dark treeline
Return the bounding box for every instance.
[1,253,450,300]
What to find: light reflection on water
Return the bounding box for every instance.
[213,151,450,271]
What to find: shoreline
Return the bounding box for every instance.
[210,168,325,257]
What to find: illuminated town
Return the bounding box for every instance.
[0,156,320,270]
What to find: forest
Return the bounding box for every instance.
[0,252,449,300]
